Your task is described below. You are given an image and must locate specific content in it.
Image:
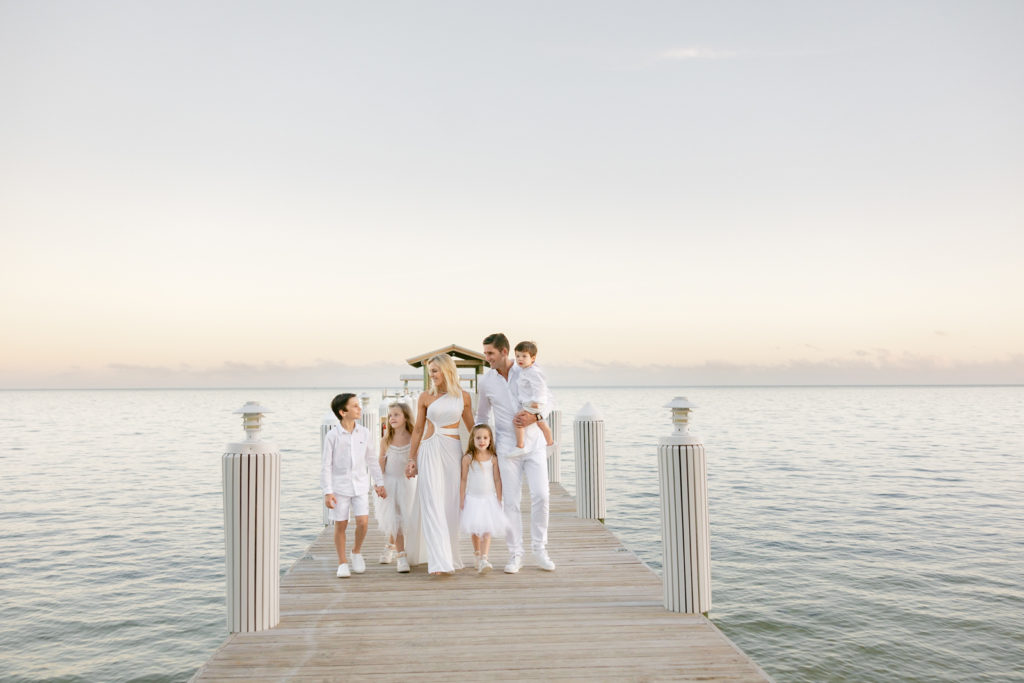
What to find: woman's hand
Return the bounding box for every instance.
[405,460,417,478]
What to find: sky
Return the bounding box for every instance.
[1,1,1022,388]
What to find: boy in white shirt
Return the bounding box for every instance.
[509,341,555,456]
[322,392,387,578]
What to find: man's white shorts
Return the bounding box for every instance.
[327,492,369,522]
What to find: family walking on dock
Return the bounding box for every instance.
[320,333,556,577]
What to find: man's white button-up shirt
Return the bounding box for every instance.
[477,363,546,455]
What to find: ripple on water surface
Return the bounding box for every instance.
[1,387,1023,682]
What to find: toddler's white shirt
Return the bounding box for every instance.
[516,364,550,407]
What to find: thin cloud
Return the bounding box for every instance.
[660,46,736,61]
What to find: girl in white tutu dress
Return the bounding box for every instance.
[374,402,424,573]
[459,424,509,574]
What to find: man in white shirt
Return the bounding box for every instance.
[322,392,387,578]
[476,333,556,573]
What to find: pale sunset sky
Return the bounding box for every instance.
[1,1,1022,387]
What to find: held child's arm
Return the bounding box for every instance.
[320,431,334,498]
[406,395,429,477]
[459,455,470,510]
[461,390,474,432]
[492,456,503,505]
[365,431,386,498]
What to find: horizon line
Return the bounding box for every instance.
[2,383,1022,391]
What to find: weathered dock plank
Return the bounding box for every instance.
[192,484,770,682]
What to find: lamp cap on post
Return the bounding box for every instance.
[575,402,603,422]
[228,401,275,452]
[660,396,702,446]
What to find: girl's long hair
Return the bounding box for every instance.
[427,354,462,399]
[382,401,415,450]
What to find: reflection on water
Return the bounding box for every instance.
[1,387,1021,681]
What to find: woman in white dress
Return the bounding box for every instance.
[405,354,475,574]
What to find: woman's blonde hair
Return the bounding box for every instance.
[382,401,415,450]
[427,354,462,399]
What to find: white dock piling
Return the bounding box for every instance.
[573,402,606,522]
[319,411,340,526]
[359,393,377,437]
[223,401,280,633]
[658,397,711,614]
[547,409,562,484]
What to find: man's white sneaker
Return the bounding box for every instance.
[396,554,410,573]
[379,545,396,564]
[351,553,366,574]
[533,550,556,571]
[503,554,523,574]
[336,563,351,578]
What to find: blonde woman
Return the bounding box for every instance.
[405,354,475,574]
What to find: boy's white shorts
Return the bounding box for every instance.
[522,402,546,415]
[327,492,369,522]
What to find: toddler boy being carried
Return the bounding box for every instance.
[509,340,555,456]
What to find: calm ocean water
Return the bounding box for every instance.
[1,386,1022,682]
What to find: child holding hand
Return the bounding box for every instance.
[459,424,509,574]
[322,392,387,578]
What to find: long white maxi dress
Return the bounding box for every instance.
[417,392,465,573]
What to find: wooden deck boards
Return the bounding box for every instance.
[192,484,770,682]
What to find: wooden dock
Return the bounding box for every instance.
[192,483,770,681]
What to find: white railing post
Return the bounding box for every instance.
[359,392,378,461]
[319,411,340,526]
[223,401,280,633]
[573,403,605,522]
[547,409,562,484]
[658,397,711,614]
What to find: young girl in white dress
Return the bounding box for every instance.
[459,424,509,574]
[374,402,423,573]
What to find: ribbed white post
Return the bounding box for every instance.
[319,411,340,526]
[547,409,562,484]
[573,403,605,522]
[658,397,711,614]
[223,401,280,633]
[359,393,377,434]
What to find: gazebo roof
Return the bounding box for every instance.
[406,344,486,368]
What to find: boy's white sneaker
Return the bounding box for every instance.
[350,553,366,574]
[336,563,351,578]
[533,550,556,572]
[504,554,523,574]
[396,554,410,573]
[506,446,528,457]
[478,556,493,575]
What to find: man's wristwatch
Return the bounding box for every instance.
[535,414,543,421]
